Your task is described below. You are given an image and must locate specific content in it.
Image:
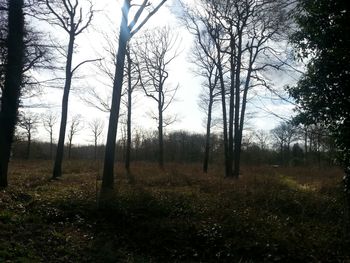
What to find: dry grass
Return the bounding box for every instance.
[1,160,348,262]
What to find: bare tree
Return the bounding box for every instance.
[101,0,167,192]
[136,27,179,169]
[183,13,222,173]
[42,111,58,160]
[183,0,290,177]
[88,118,104,160]
[271,121,297,165]
[67,114,83,159]
[82,38,140,177]
[17,111,39,159]
[181,1,230,176]
[0,0,25,188]
[41,0,96,178]
[254,129,270,151]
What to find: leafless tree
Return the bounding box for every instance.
[88,118,104,160]
[40,0,96,178]
[67,114,83,159]
[182,9,222,173]
[182,0,290,177]
[271,121,297,165]
[181,1,231,176]
[82,37,140,177]
[136,27,179,169]
[253,129,270,150]
[101,0,168,192]
[42,111,58,160]
[18,111,39,159]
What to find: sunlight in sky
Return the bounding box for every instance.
[27,0,297,145]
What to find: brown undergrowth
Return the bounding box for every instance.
[0,160,348,262]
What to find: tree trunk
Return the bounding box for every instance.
[101,0,130,191]
[0,0,24,188]
[68,139,72,159]
[52,31,75,179]
[50,130,53,160]
[215,45,229,177]
[125,47,132,174]
[228,34,236,178]
[94,138,97,160]
[203,95,213,173]
[26,132,31,159]
[158,91,164,169]
[232,33,243,178]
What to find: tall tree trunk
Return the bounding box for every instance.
[232,32,243,178]
[125,47,132,174]
[94,138,97,160]
[228,34,236,178]
[304,127,308,165]
[203,95,213,173]
[26,133,31,159]
[215,45,229,177]
[235,61,253,179]
[68,139,72,159]
[101,0,130,191]
[52,31,75,179]
[0,0,25,188]
[158,89,164,169]
[50,130,53,160]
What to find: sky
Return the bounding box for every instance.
[24,0,302,146]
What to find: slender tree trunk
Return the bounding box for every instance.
[158,90,164,169]
[203,95,213,173]
[235,62,253,178]
[228,35,236,178]
[0,0,24,188]
[232,33,243,178]
[52,31,75,179]
[94,138,97,160]
[101,0,130,191]
[26,133,31,159]
[68,139,72,159]
[125,48,132,174]
[50,130,53,160]
[215,46,229,177]
[304,127,308,165]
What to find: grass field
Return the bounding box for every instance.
[0,160,349,262]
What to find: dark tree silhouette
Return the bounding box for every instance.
[42,0,95,178]
[0,0,25,188]
[18,111,39,159]
[88,118,104,160]
[67,114,83,159]
[42,111,58,160]
[288,0,350,233]
[101,0,167,192]
[136,27,179,169]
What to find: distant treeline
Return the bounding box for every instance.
[11,129,336,168]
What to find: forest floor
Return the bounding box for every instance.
[0,160,349,262]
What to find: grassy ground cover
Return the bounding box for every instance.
[0,160,349,262]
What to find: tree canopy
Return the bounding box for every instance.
[289,0,350,165]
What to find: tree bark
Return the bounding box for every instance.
[52,31,74,178]
[125,47,132,174]
[0,0,25,188]
[215,45,229,177]
[232,31,243,178]
[50,130,53,160]
[203,94,213,173]
[26,132,31,159]
[101,0,131,190]
[158,87,164,169]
